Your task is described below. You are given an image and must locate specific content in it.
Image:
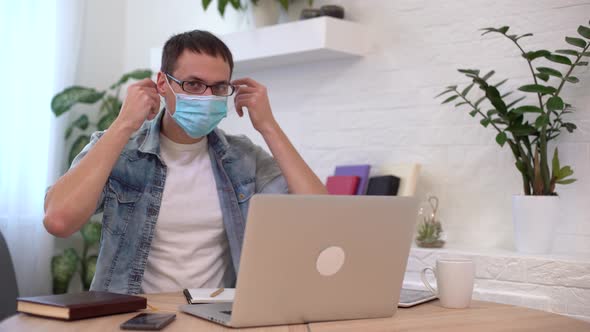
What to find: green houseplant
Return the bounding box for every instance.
[437,21,590,253]
[49,69,152,292]
[51,69,153,165]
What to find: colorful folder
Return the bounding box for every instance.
[334,164,371,195]
[326,176,360,195]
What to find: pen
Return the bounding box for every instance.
[210,288,224,298]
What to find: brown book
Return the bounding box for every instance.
[17,291,147,320]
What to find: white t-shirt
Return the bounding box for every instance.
[141,134,230,293]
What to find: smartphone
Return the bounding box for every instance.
[120,313,176,330]
[398,288,438,308]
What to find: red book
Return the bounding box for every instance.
[326,176,360,195]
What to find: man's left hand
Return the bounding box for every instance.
[232,77,278,135]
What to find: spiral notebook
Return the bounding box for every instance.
[183,288,235,304]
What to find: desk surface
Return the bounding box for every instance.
[1,292,589,331]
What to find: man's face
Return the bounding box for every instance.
[158,50,231,114]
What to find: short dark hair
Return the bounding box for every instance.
[160,30,234,76]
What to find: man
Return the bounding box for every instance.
[44,30,327,294]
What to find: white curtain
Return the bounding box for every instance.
[0,0,85,296]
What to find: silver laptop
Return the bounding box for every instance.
[180,194,418,328]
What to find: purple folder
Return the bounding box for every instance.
[334,164,371,195]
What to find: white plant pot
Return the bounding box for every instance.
[512,195,559,254]
[245,0,280,28]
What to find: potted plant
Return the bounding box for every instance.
[202,0,313,27]
[438,21,590,253]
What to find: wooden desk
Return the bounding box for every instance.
[1,292,589,331]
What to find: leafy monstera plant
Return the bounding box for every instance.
[51,221,101,293]
[50,69,153,165]
[438,21,590,195]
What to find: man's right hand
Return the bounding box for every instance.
[112,78,161,134]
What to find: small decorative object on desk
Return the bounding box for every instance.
[416,195,445,248]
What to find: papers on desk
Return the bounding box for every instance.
[183,288,235,304]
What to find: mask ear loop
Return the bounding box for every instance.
[161,73,176,115]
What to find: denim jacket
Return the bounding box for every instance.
[69,111,288,294]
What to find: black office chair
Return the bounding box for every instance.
[0,230,18,321]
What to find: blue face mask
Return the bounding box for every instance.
[166,78,228,138]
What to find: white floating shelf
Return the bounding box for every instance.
[150,17,368,73]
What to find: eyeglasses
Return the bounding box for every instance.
[165,73,235,96]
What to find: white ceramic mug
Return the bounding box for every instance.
[421,258,475,309]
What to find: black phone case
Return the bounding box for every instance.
[120,313,176,330]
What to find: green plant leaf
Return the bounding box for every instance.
[51,248,79,294]
[487,109,498,117]
[496,132,508,146]
[51,87,105,117]
[110,69,152,89]
[546,54,573,65]
[480,118,491,127]
[228,0,241,9]
[100,95,122,117]
[65,126,73,140]
[485,85,507,114]
[577,61,589,66]
[578,25,590,39]
[278,0,289,10]
[81,222,102,247]
[458,68,480,76]
[518,84,556,95]
[494,79,508,88]
[564,122,577,133]
[69,135,90,166]
[83,255,98,291]
[552,147,560,179]
[534,114,549,128]
[537,67,562,78]
[217,0,229,16]
[556,178,577,185]
[482,70,495,81]
[535,73,550,81]
[565,76,580,83]
[64,114,89,140]
[566,36,587,48]
[547,96,564,112]
[555,49,579,56]
[97,113,117,131]
[558,166,574,179]
[455,101,468,107]
[435,89,454,98]
[461,83,474,96]
[469,110,478,117]
[522,50,551,61]
[512,105,542,114]
[506,96,526,109]
[441,95,459,104]
[202,0,213,10]
[516,33,533,40]
[506,124,536,136]
[474,96,486,107]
